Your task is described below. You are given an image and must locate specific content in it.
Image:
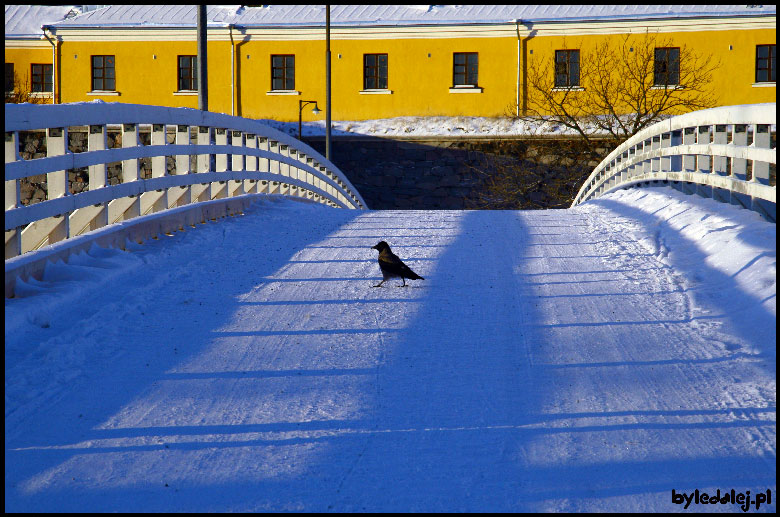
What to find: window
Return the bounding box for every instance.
[756,44,776,83]
[271,55,295,91]
[363,53,388,90]
[31,64,53,93]
[453,52,478,87]
[555,50,580,87]
[5,63,14,93]
[654,47,680,86]
[91,55,115,91]
[178,55,197,91]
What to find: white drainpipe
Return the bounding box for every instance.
[229,24,235,116]
[42,27,57,104]
[515,19,521,117]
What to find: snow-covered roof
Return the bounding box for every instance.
[43,4,777,30]
[5,5,81,38]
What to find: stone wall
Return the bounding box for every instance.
[16,128,183,206]
[307,136,613,210]
[14,130,613,210]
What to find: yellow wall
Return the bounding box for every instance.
[523,28,777,114]
[6,22,776,121]
[56,40,233,112]
[5,43,56,100]
[234,36,518,121]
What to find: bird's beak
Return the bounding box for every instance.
[371,244,378,250]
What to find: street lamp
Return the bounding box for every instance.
[299,100,321,140]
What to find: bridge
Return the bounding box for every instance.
[4,103,776,512]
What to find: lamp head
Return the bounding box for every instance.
[311,104,321,115]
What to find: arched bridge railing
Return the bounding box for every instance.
[572,103,776,220]
[5,102,368,259]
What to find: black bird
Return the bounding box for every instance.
[371,241,424,287]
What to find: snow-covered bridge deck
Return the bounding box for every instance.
[5,188,776,512]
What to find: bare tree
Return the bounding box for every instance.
[464,138,599,210]
[463,31,720,209]
[5,71,50,105]
[520,31,720,161]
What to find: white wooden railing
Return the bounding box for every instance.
[572,103,776,220]
[5,102,367,259]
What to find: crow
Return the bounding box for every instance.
[371,241,424,287]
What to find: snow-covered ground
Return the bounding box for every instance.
[261,115,596,138]
[5,186,776,512]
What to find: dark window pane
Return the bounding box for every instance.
[5,63,14,92]
[453,52,477,86]
[363,53,388,89]
[271,55,294,90]
[654,47,680,85]
[755,44,775,83]
[93,56,102,67]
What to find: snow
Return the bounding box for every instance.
[43,4,776,29]
[261,114,635,138]
[4,5,79,38]
[5,186,775,512]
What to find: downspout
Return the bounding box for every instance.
[515,20,521,117]
[42,26,57,104]
[229,24,235,116]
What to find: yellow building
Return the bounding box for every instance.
[6,5,776,122]
[4,5,81,102]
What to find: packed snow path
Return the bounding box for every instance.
[5,188,776,512]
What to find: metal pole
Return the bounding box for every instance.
[325,5,331,161]
[197,5,208,111]
[299,100,304,141]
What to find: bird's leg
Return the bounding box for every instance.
[400,278,407,287]
[371,279,385,288]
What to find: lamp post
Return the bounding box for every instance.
[299,100,322,140]
[197,5,208,111]
[325,5,331,160]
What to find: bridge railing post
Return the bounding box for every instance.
[212,127,229,200]
[696,126,713,198]
[751,124,775,220]
[21,126,69,253]
[5,130,21,259]
[278,144,291,196]
[171,124,191,209]
[140,123,168,216]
